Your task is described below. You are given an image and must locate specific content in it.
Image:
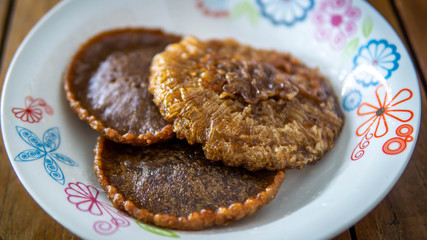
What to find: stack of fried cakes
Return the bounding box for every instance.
[64,28,343,230]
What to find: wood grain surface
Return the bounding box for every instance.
[0,0,426,239]
[394,0,427,88]
[0,0,11,64]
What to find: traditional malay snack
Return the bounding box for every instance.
[150,36,344,171]
[64,29,180,145]
[63,28,344,231]
[94,137,285,230]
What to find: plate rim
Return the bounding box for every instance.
[0,0,422,239]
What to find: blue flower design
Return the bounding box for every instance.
[353,39,400,87]
[14,126,78,185]
[342,89,362,111]
[257,0,314,26]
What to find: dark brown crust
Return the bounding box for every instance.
[63,28,178,145]
[64,84,173,145]
[94,137,285,230]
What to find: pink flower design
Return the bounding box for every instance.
[65,182,130,235]
[11,96,53,123]
[66,182,103,215]
[311,0,361,50]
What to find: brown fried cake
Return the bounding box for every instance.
[150,36,344,171]
[94,137,285,230]
[64,28,180,145]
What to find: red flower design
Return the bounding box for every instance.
[356,84,413,138]
[196,0,228,17]
[11,96,53,123]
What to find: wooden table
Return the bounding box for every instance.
[0,0,425,239]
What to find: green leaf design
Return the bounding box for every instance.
[136,221,179,238]
[345,38,359,53]
[230,1,259,26]
[342,37,360,59]
[362,15,373,38]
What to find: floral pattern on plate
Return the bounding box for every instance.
[196,0,229,17]
[11,96,53,123]
[14,127,78,184]
[353,39,401,87]
[65,182,131,235]
[342,89,362,111]
[136,221,180,238]
[257,0,314,26]
[351,84,414,161]
[311,0,361,50]
[382,124,414,155]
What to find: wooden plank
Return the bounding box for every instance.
[333,229,353,240]
[0,0,79,239]
[0,0,11,59]
[394,0,427,87]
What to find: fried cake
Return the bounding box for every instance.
[94,137,285,230]
[149,36,344,171]
[64,28,180,145]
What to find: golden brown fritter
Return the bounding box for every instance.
[64,28,180,145]
[94,137,284,230]
[149,36,344,171]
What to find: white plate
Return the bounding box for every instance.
[1,0,421,239]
